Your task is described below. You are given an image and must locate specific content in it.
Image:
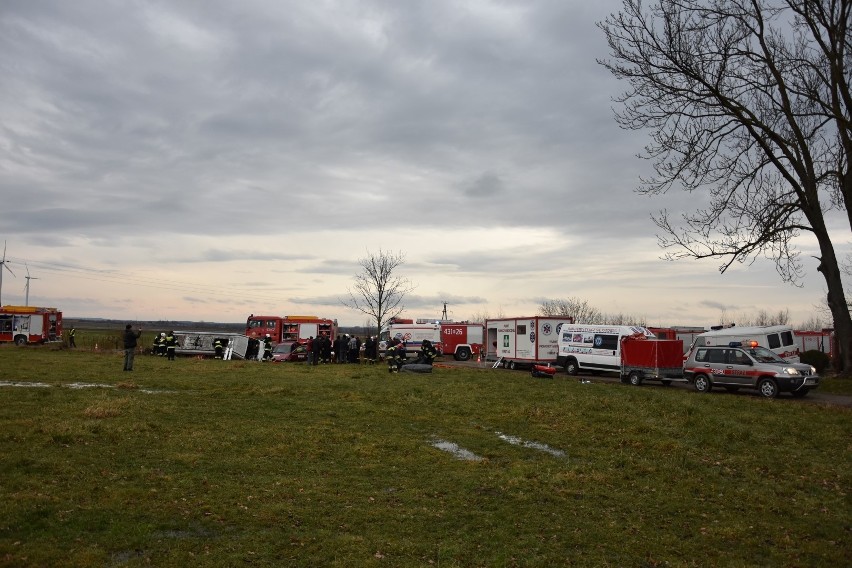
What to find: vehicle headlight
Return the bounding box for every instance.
[809,366,816,375]
[783,367,801,376]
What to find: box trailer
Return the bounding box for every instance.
[486,317,575,369]
[620,337,686,386]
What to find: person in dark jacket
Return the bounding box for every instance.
[123,324,143,371]
[365,336,376,364]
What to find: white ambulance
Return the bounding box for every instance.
[686,325,800,362]
[556,324,656,375]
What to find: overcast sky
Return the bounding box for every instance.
[0,0,846,328]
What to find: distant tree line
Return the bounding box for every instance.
[536,297,829,330]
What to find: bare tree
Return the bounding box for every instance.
[599,0,852,372]
[539,297,604,323]
[729,308,791,326]
[538,297,648,326]
[343,250,415,338]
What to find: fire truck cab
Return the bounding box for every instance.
[0,305,63,346]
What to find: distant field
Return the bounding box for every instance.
[1,347,850,567]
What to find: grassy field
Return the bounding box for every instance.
[1,346,850,567]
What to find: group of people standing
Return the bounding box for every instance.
[151,331,178,360]
[298,334,378,365]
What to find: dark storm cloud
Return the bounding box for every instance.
[1,0,648,244]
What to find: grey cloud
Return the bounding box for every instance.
[462,172,505,198]
[700,300,737,312]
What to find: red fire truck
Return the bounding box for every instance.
[245,315,337,344]
[0,305,63,345]
[380,318,484,360]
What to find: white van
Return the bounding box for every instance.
[556,324,655,375]
[687,325,800,362]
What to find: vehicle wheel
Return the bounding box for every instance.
[501,360,507,369]
[564,359,579,376]
[661,380,672,386]
[455,348,471,362]
[693,374,712,393]
[758,378,779,399]
[14,335,27,346]
[791,388,810,398]
[628,371,643,386]
[724,386,740,393]
[508,360,516,370]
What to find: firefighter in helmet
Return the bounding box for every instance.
[165,331,178,361]
[262,334,273,361]
[214,338,224,359]
[395,339,407,371]
[386,339,398,374]
[417,339,438,366]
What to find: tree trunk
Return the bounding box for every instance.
[816,235,852,374]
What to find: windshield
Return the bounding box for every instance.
[746,346,786,363]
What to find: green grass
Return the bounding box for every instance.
[1,346,850,567]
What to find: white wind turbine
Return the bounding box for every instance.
[0,241,15,307]
[24,264,39,307]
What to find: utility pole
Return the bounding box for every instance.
[442,301,448,321]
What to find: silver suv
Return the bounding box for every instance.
[684,342,819,398]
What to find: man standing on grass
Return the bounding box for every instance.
[123,324,142,371]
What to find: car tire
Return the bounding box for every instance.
[564,359,579,376]
[693,374,712,393]
[455,348,471,362]
[508,360,516,370]
[14,335,27,346]
[628,371,643,386]
[758,378,779,398]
